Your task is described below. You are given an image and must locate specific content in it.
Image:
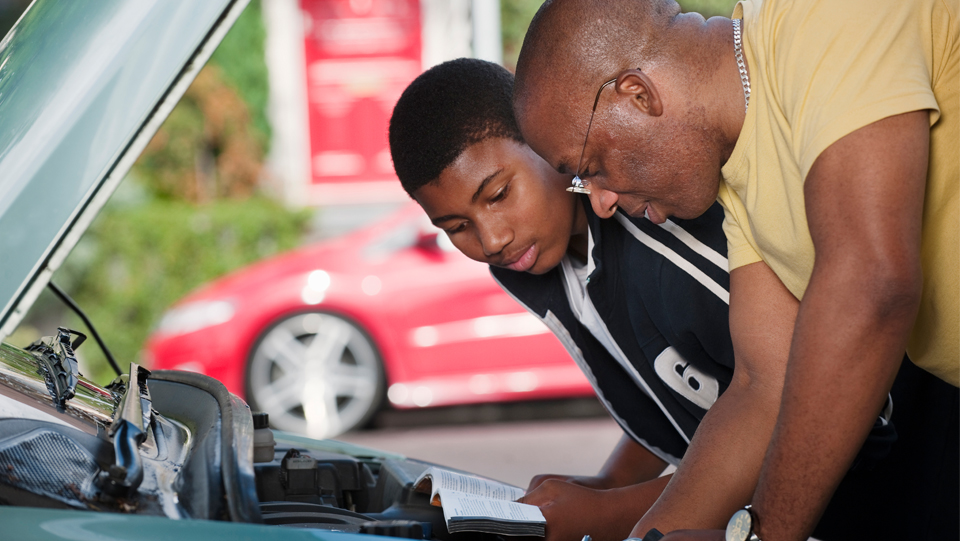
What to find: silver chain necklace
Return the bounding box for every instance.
[733,18,751,113]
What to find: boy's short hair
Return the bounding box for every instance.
[389,58,524,197]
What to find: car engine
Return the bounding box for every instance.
[0,334,490,540]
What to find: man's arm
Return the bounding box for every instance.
[628,260,799,535]
[749,111,928,541]
[519,435,670,541]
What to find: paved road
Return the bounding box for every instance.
[338,415,624,488]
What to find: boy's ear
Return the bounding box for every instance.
[614,69,663,117]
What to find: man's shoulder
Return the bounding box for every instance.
[748,0,942,83]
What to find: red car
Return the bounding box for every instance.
[146,203,593,438]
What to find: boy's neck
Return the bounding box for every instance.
[567,198,590,264]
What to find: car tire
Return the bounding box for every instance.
[246,311,385,439]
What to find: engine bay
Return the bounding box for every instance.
[0,339,494,540]
[256,443,450,538]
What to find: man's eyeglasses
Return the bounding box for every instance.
[567,76,617,194]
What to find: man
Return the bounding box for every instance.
[511,1,958,540]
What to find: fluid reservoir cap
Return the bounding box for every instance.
[252,412,270,429]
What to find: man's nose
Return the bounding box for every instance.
[589,188,619,219]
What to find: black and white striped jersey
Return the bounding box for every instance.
[491,199,733,465]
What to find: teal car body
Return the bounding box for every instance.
[2,507,371,541]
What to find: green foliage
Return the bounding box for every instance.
[132,0,269,203]
[210,0,271,150]
[133,63,264,202]
[501,0,542,71]
[133,96,207,200]
[58,191,311,383]
[676,0,739,18]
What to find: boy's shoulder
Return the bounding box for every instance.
[490,200,730,312]
[608,201,727,258]
[488,264,563,318]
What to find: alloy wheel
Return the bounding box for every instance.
[247,312,384,439]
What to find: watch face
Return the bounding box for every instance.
[725,508,753,541]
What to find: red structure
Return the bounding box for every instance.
[300,0,421,203]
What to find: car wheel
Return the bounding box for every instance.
[246,311,385,439]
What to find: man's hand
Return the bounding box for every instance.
[749,111,929,541]
[519,477,671,541]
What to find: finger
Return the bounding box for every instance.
[517,483,560,506]
[516,491,544,506]
[527,474,566,492]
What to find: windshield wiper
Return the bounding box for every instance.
[99,362,152,496]
[26,326,85,409]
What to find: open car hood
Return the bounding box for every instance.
[0,0,249,341]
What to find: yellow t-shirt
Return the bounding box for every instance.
[718,0,959,385]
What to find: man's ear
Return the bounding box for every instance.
[614,69,663,117]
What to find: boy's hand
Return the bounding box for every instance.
[527,434,669,495]
[527,473,610,492]
[519,480,623,541]
[519,476,672,541]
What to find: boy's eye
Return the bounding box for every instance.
[490,182,510,203]
[445,222,467,234]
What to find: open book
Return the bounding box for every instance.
[414,466,546,536]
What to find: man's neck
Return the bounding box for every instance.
[666,13,748,163]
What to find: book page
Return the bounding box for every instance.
[438,489,546,524]
[416,467,525,502]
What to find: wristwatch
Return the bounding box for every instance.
[725,505,761,541]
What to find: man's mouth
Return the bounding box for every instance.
[504,244,537,272]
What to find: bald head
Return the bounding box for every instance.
[511,0,741,225]
[514,0,682,116]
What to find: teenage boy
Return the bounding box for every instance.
[387,58,954,541]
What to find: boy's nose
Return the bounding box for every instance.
[479,226,511,258]
[589,188,619,219]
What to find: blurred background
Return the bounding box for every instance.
[5,0,735,484]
